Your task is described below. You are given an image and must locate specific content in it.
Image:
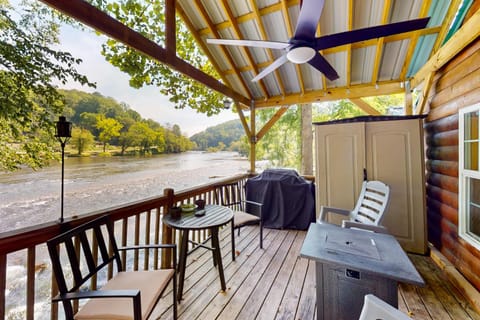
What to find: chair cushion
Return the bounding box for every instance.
[75,269,174,320]
[234,210,260,226]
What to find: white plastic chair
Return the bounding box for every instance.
[359,294,411,320]
[317,180,390,230]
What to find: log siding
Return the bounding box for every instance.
[425,37,480,291]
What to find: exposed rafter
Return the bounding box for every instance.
[40,0,250,107]
[371,0,392,85]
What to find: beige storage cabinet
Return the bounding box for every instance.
[314,115,427,254]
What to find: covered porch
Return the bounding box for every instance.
[149,224,480,320]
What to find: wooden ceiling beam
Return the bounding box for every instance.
[218,1,268,98]
[247,0,287,97]
[193,0,252,99]
[349,98,381,115]
[431,0,463,54]
[254,81,404,108]
[345,0,353,87]
[175,6,238,96]
[281,0,306,95]
[399,0,432,79]
[371,0,391,85]
[40,0,251,107]
[256,106,290,141]
[411,7,480,88]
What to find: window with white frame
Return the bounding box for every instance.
[459,104,480,250]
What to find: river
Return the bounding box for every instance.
[1,151,253,319]
[0,151,251,233]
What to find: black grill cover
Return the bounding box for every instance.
[246,169,315,230]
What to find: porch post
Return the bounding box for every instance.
[162,188,175,268]
[249,100,256,174]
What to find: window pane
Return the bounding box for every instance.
[464,111,479,140]
[464,142,479,170]
[468,178,480,238]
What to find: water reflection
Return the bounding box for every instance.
[0,151,249,233]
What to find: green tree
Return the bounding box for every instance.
[127,122,156,154]
[88,0,227,116]
[0,1,94,170]
[96,114,122,152]
[71,127,94,155]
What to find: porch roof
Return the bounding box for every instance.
[40,0,473,110]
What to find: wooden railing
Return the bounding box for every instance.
[0,173,250,320]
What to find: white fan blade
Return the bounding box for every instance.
[207,38,289,50]
[251,54,289,82]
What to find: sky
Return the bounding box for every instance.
[57,24,239,137]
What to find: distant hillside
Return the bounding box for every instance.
[190,119,244,150]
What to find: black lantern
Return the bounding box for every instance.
[223,99,232,109]
[55,116,72,223]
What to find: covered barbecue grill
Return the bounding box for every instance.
[246,169,315,230]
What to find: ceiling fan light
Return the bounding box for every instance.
[286,47,316,64]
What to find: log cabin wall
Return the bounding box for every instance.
[425,36,480,291]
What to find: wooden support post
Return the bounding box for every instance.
[405,81,413,115]
[249,101,256,174]
[301,104,313,176]
[417,71,435,115]
[162,188,175,269]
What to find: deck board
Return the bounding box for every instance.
[150,226,480,320]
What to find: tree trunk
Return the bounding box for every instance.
[301,104,313,175]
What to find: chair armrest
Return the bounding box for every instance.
[342,221,389,234]
[243,199,262,207]
[318,206,350,222]
[53,289,140,303]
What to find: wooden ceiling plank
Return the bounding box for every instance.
[176,5,237,95]
[431,0,462,54]
[411,7,480,88]
[193,0,252,98]
[349,98,381,115]
[346,0,353,88]
[219,0,269,98]
[247,0,287,97]
[40,0,250,107]
[371,0,391,85]
[399,0,433,79]
[282,0,306,94]
[256,106,290,141]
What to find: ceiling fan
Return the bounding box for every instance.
[206,0,430,82]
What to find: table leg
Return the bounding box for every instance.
[177,229,189,301]
[211,226,226,291]
[231,219,235,261]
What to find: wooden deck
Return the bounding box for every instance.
[150,225,480,320]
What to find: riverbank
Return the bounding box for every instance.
[0,151,250,233]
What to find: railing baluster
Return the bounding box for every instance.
[154,207,161,269]
[144,210,151,270]
[26,247,35,320]
[0,254,6,320]
[121,218,128,270]
[134,214,140,271]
